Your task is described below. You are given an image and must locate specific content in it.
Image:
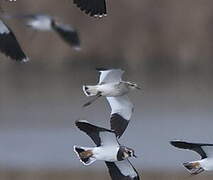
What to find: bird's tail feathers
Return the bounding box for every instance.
[73,146,96,165]
[183,161,204,175]
[83,85,99,96]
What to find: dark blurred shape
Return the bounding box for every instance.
[73,0,107,18]
[0,19,28,62]
[3,13,81,51]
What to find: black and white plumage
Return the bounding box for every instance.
[51,21,80,50]
[83,69,139,137]
[106,160,140,180]
[83,69,140,98]
[74,120,139,180]
[107,95,133,138]
[0,19,28,62]
[73,0,107,18]
[170,140,213,175]
[5,14,81,50]
[75,119,116,147]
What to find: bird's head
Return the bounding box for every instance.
[125,82,141,90]
[123,147,137,159]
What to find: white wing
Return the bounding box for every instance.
[98,69,124,84]
[105,159,140,180]
[106,95,133,138]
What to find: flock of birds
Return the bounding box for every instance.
[1,1,213,180]
[74,69,213,179]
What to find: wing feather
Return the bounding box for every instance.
[73,0,107,17]
[52,23,80,49]
[106,95,133,138]
[75,120,118,147]
[105,159,140,180]
[98,69,124,84]
[0,20,28,62]
[170,141,213,159]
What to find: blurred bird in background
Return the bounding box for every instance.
[3,13,81,51]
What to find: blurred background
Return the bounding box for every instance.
[1,0,213,179]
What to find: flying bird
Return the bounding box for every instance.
[0,19,28,62]
[4,14,81,50]
[83,69,140,106]
[73,0,107,18]
[83,68,140,137]
[170,140,213,175]
[74,120,140,180]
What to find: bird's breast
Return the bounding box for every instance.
[97,83,128,96]
[200,158,213,171]
[92,146,119,162]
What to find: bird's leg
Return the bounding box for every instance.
[83,92,102,107]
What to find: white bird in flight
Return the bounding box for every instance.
[83,68,140,137]
[74,120,140,180]
[0,19,28,62]
[170,140,213,175]
[83,68,140,106]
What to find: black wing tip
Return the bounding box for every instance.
[75,119,114,133]
[0,29,29,63]
[96,68,123,71]
[170,140,182,144]
[170,140,187,147]
[105,161,140,180]
[83,10,107,18]
[6,56,29,63]
[170,140,213,147]
[73,0,107,18]
[96,67,109,71]
[93,14,107,18]
[75,119,91,132]
[75,119,88,125]
[18,57,29,63]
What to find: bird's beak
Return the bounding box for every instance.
[136,86,141,90]
[133,154,137,158]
